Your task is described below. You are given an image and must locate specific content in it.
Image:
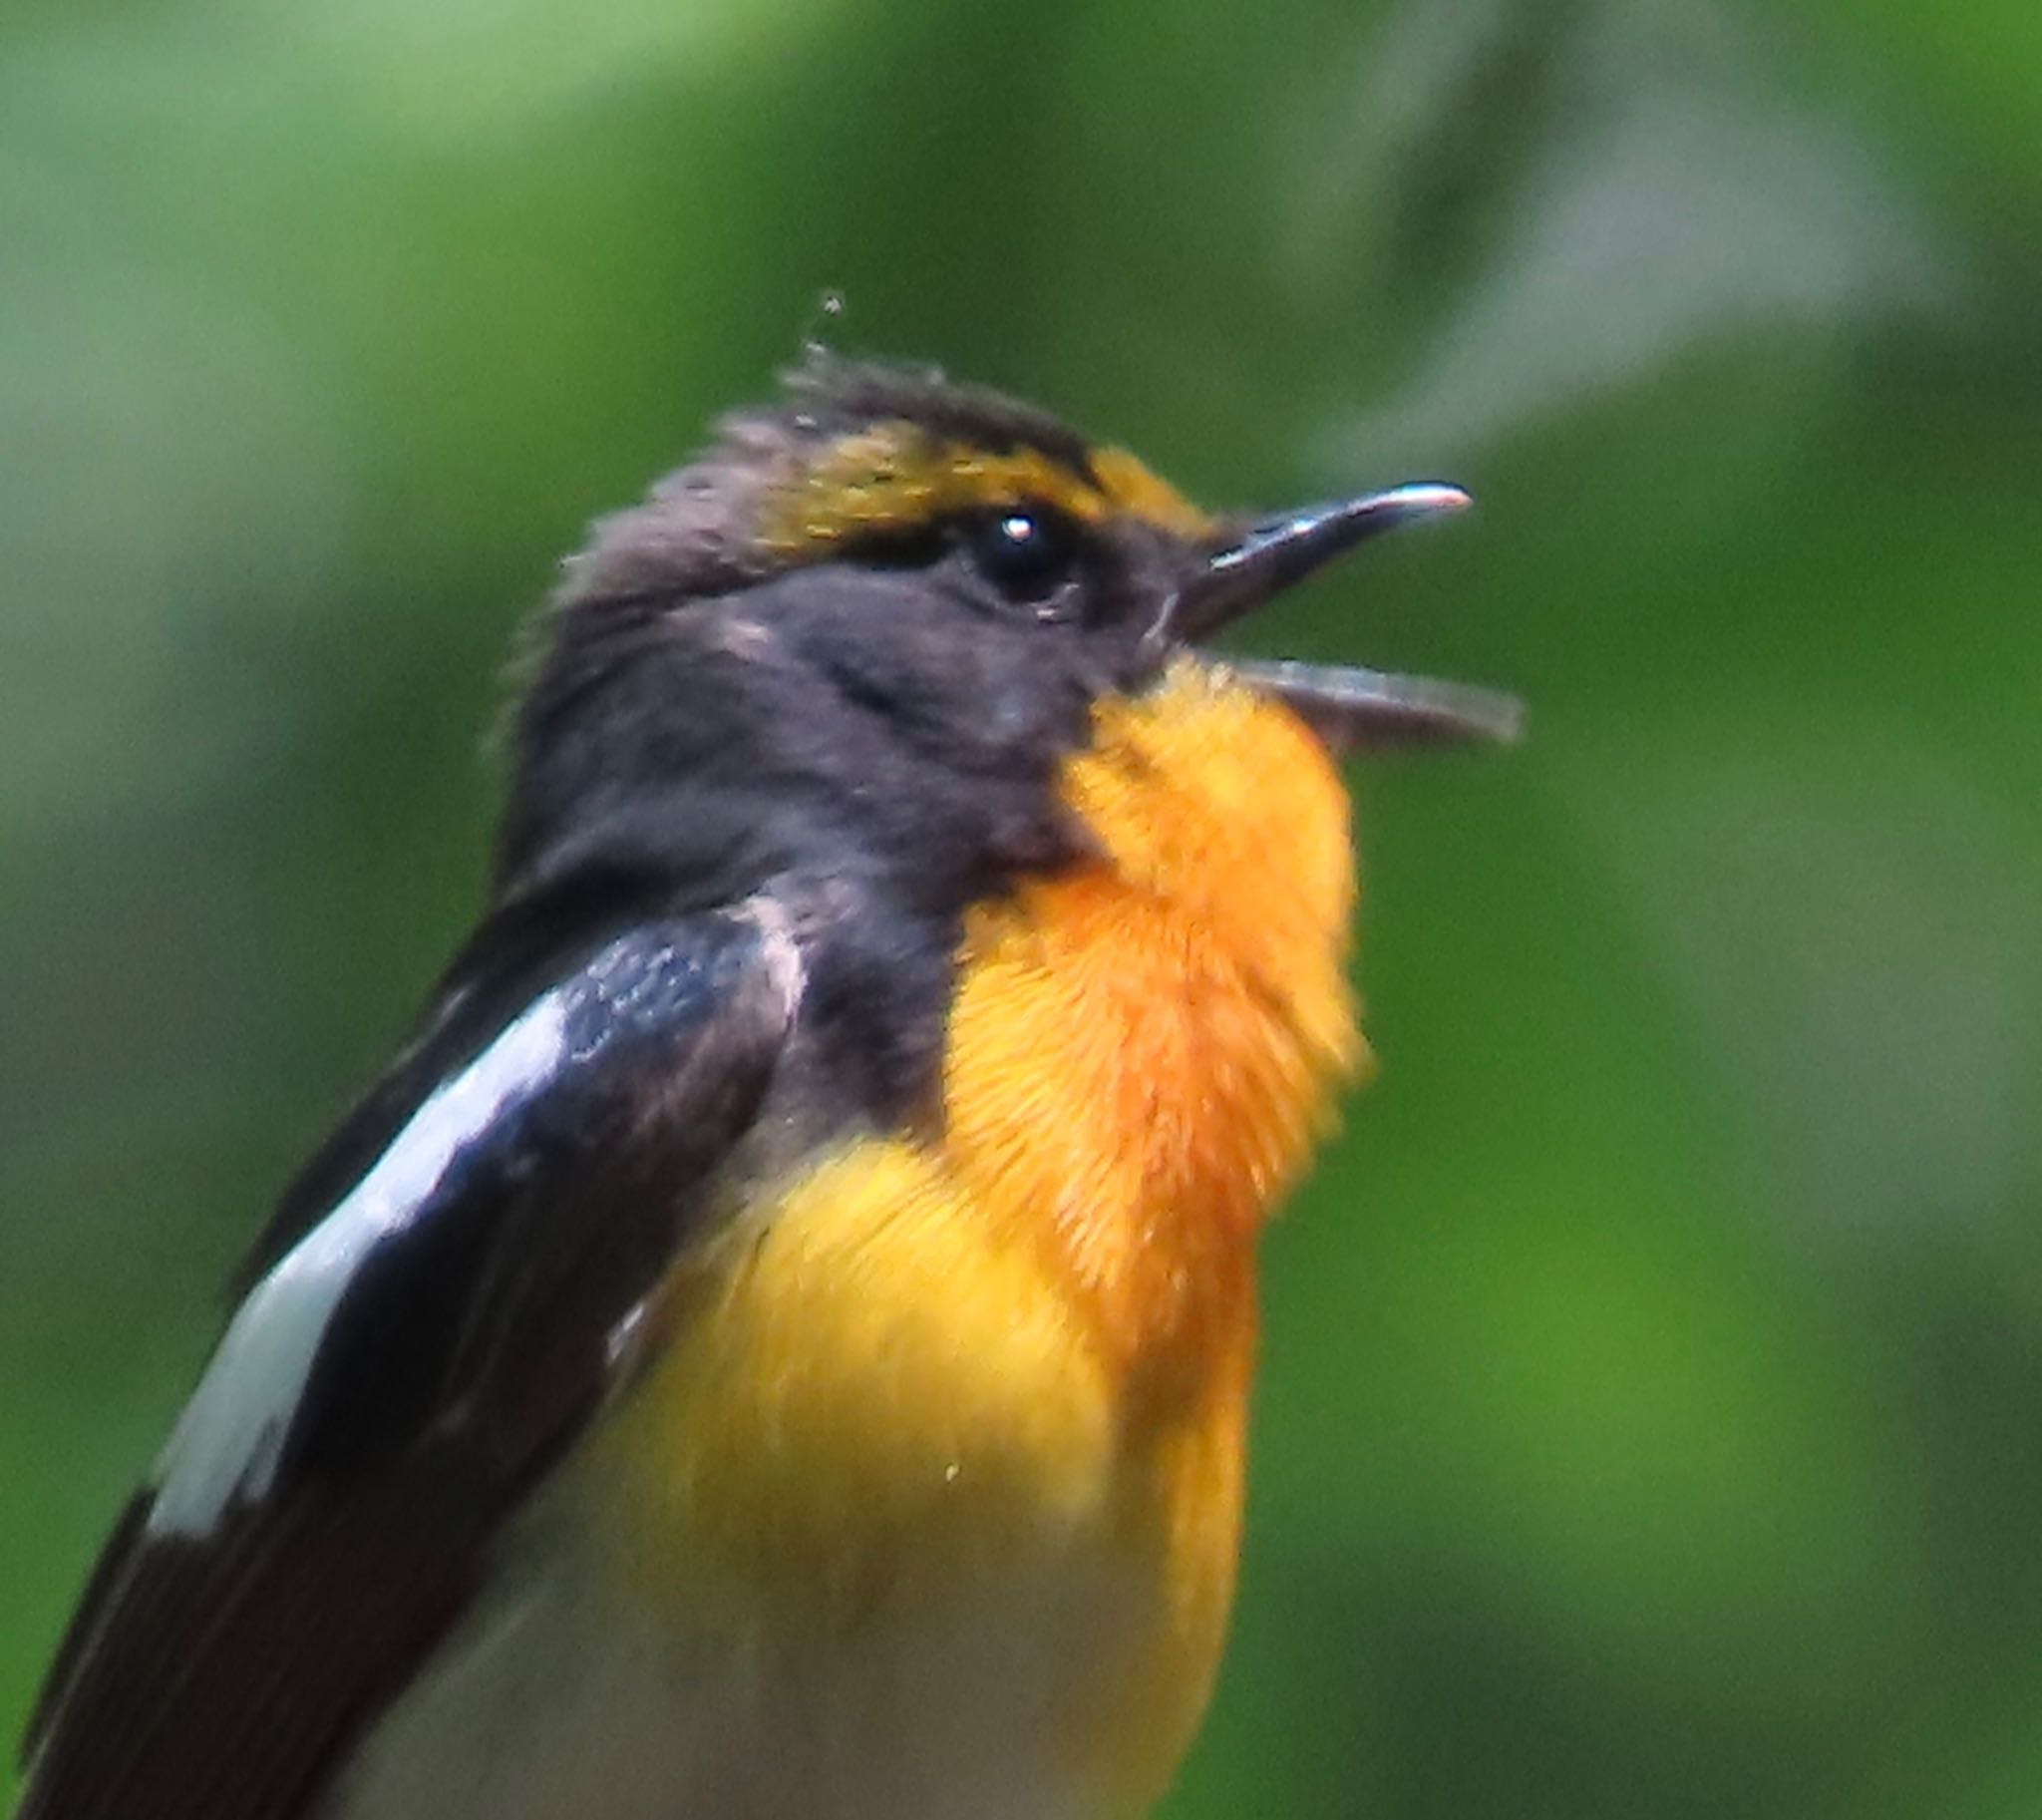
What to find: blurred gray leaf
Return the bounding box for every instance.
[1314,0,1960,464]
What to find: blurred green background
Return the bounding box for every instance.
[5,0,2041,1814]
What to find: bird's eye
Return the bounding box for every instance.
[963,506,1080,611]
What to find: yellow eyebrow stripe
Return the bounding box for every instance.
[754,421,1215,555]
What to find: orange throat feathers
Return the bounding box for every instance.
[942,655,1365,1404]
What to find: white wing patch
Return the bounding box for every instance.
[149,992,573,1539]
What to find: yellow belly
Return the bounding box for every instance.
[592,1138,1245,1818]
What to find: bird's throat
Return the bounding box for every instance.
[941,656,1365,1404]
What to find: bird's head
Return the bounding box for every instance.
[497,359,1518,921]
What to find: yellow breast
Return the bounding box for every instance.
[599,659,1360,1814]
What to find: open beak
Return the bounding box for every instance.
[1174,484,1523,750]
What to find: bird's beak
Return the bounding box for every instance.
[1173,485,1524,751]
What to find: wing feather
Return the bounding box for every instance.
[18,901,798,1820]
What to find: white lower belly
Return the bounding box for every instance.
[327,1484,1124,1820]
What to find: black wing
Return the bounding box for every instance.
[18,900,798,1820]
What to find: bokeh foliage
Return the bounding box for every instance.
[4,0,2040,1814]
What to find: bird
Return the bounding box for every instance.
[16,356,1521,1820]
